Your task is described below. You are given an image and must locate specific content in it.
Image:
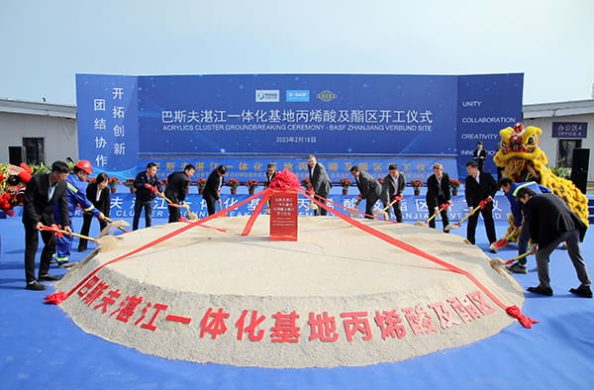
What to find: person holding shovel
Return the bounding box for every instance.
[498,178,550,274]
[464,161,498,249]
[350,165,381,219]
[203,165,226,215]
[165,164,195,222]
[380,164,405,222]
[426,163,452,231]
[516,188,592,298]
[133,162,162,230]
[22,161,71,291]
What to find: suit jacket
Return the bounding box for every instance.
[356,171,381,201]
[265,171,277,185]
[473,148,487,169]
[22,173,70,227]
[203,169,223,200]
[165,171,191,203]
[426,173,451,203]
[309,163,332,196]
[85,182,111,217]
[524,193,587,245]
[465,171,497,207]
[381,172,406,204]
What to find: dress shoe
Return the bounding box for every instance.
[26,281,47,291]
[39,274,63,282]
[569,285,593,298]
[527,285,553,296]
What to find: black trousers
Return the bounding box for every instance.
[364,194,380,219]
[79,214,108,251]
[204,196,217,216]
[466,203,497,244]
[427,196,449,230]
[24,222,55,283]
[133,200,153,230]
[314,191,329,216]
[168,205,181,222]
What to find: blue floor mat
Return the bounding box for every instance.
[1,217,593,389]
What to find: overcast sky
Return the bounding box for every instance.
[1,0,592,105]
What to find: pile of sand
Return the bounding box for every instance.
[57,216,524,368]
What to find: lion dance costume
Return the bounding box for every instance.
[494,123,589,241]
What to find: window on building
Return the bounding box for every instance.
[557,139,582,168]
[23,137,45,164]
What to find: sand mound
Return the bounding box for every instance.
[57,216,524,368]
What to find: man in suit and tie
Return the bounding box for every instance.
[350,165,382,219]
[78,172,111,251]
[22,161,71,291]
[307,155,332,216]
[380,164,405,222]
[472,141,488,171]
[203,165,226,215]
[465,161,498,249]
[426,163,452,231]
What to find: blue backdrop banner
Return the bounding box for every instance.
[76,73,523,181]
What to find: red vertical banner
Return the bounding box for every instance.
[270,191,298,241]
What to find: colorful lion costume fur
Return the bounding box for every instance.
[494,123,589,239]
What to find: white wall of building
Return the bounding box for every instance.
[0,111,78,164]
[525,110,594,181]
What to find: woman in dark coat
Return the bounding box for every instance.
[78,172,110,251]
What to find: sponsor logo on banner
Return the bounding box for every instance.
[255,90,280,103]
[286,90,310,102]
[316,90,337,102]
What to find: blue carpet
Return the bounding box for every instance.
[1,216,593,389]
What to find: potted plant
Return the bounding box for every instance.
[226,178,240,195]
[123,178,136,193]
[108,177,120,194]
[245,180,259,195]
[410,179,423,196]
[196,178,207,194]
[449,179,461,196]
[339,178,352,195]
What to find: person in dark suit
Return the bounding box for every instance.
[265,163,277,186]
[380,164,406,222]
[464,161,498,248]
[203,165,226,215]
[22,161,71,290]
[472,141,487,171]
[78,172,111,251]
[517,188,592,298]
[307,155,332,216]
[165,164,195,222]
[132,162,162,230]
[425,163,452,231]
[350,165,381,219]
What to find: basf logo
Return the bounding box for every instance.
[286,90,310,102]
[316,90,337,102]
[255,90,280,103]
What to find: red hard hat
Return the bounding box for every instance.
[75,160,93,175]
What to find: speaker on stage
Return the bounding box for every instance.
[570,148,589,194]
[8,146,26,165]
